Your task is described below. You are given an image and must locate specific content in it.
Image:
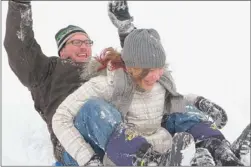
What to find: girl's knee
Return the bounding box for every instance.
[78,97,122,124]
[188,122,225,142]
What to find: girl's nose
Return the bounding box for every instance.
[151,71,161,80]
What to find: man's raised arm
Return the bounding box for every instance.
[4,0,53,89]
[108,0,136,48]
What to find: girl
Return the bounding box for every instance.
[52,28,198,166]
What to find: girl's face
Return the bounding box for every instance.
[139,68,164,90]
[129,67,164,91]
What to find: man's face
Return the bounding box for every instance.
[59,32,93,62]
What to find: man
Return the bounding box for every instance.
[4,0,135,165]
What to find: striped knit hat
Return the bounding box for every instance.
[55,25,89,56]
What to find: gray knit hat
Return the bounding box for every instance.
[122,28,166,68]
[55,25,89,55]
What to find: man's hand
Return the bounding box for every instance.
[11,0,30,4]
[108,0,135,34]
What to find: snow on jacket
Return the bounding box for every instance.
[3,1,129,163]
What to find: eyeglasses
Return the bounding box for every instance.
[66,39,93,47]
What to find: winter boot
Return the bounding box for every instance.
[190,148,215,166]
[132,143,165,166]
[168,132,196,166]
[199,137,244,166]
[232,123,251,166]
[85,154,104,166]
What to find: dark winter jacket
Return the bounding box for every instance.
[4,1,125,162]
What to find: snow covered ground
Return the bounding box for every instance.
[2,1,250,165]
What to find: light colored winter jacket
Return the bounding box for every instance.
[52,67,193,166]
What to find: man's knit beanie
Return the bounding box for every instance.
[55,25,89,55]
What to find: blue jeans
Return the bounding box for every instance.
[61,97,122,166]
[163,105,205,135]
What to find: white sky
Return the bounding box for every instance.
[2,1,250,165]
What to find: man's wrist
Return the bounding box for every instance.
[11,0,30,4]
[118,22,135,34]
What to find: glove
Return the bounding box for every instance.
[108,0,135,34]
[9,0,31,12]
[11,0,30,4]
[194,96,228,129]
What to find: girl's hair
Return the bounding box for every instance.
[127,68,150,80]
[95,47,157,80]
[95,47,126,71]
